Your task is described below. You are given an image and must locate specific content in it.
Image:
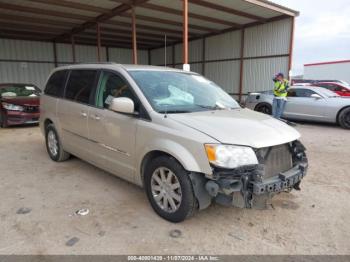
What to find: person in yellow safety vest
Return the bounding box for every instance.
[272,72,289,119]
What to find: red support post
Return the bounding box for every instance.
[182,0,189,70]
[288,17,295,78]
[132,6,138,64]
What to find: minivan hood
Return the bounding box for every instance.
[169,108,300,148]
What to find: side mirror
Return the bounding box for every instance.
[110,97,135,114]
[311,94,322,99]
[249,92,261,100]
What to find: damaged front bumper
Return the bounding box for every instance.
[191,140,308,210]
[251,163,307,195]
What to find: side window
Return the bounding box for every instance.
[295,89,316,98]
[287,89,297,97]
[96,71,139,111]
[318,84,334,91]
[318,84,342,92]
[65,70,98,104]
[330,84,342,92]
[45,70,67,97]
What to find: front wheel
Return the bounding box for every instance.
[45,123,70,162]
[144,156,197,223]
[255,103,272,115]
[338,107,350,129]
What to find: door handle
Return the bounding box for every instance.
[80,112,87,118]
[91,114,101,121]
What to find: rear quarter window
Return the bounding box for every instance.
[45,70,68,98]
[64,70,98,104]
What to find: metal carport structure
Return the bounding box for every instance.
[0,0,298,101]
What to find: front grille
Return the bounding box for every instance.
[260,144,293,179]
[24,105,39,113]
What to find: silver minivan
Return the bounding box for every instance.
[40,64,308,222]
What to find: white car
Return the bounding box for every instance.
[245,86,350,129]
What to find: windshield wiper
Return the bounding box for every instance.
[195,104,221,110]
[195,104,236,110]
[158,110,192,114]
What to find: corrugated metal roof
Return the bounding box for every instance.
[0,0,298,49]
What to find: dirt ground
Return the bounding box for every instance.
[0,122,349,255]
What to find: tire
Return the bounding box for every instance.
[255,103,272,115]
[45,123,70,162]
[144,156,197,223]
[338,107,350,129]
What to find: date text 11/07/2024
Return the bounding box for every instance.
[127,255,220,261]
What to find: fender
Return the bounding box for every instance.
[136,138,212,186]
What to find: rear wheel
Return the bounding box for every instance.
[45,123,70,161]
[144,156,197,223]
[255,103,272,115]
[338,107,350,129]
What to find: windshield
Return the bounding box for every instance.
[128,71,240,113]
[341,82,350,88]
[0,84,41,98]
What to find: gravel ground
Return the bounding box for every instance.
[0,123,349,255]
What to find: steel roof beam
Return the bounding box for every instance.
[55,0,150,41]
[0,22,66,34]
[128,2,242,28]
[79,32,161,45]
[104,20,195,37]
[188,0,265,21]
[0,3,92,21]
[27,0,110,14]
[0,13,79,28]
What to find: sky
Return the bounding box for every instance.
[271,0,350,75]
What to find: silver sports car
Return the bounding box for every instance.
[245,86,350,129]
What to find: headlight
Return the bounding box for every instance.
[2,102,24,111]
[205,144,258,169]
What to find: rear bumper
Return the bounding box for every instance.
[3,111,40,126]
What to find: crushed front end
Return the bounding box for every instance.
[203,140,308,209]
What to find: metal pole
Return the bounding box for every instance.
[96,22,101,62]
[148,49,151,65]
[182,0,189,71]
[106,46,110,62]
[53,41,58,67]
[132,6,138,65]
[172,44,175,68]
[288,17,295,82]
[202,37,205,75]
[71,35,76,63]
[238,29,245,103]
[164,34,167,67]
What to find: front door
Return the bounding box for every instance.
[88,70,140,182]
[283,88,326,120]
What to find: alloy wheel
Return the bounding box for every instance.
[151,167,182,213]
[47,130,58,156]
